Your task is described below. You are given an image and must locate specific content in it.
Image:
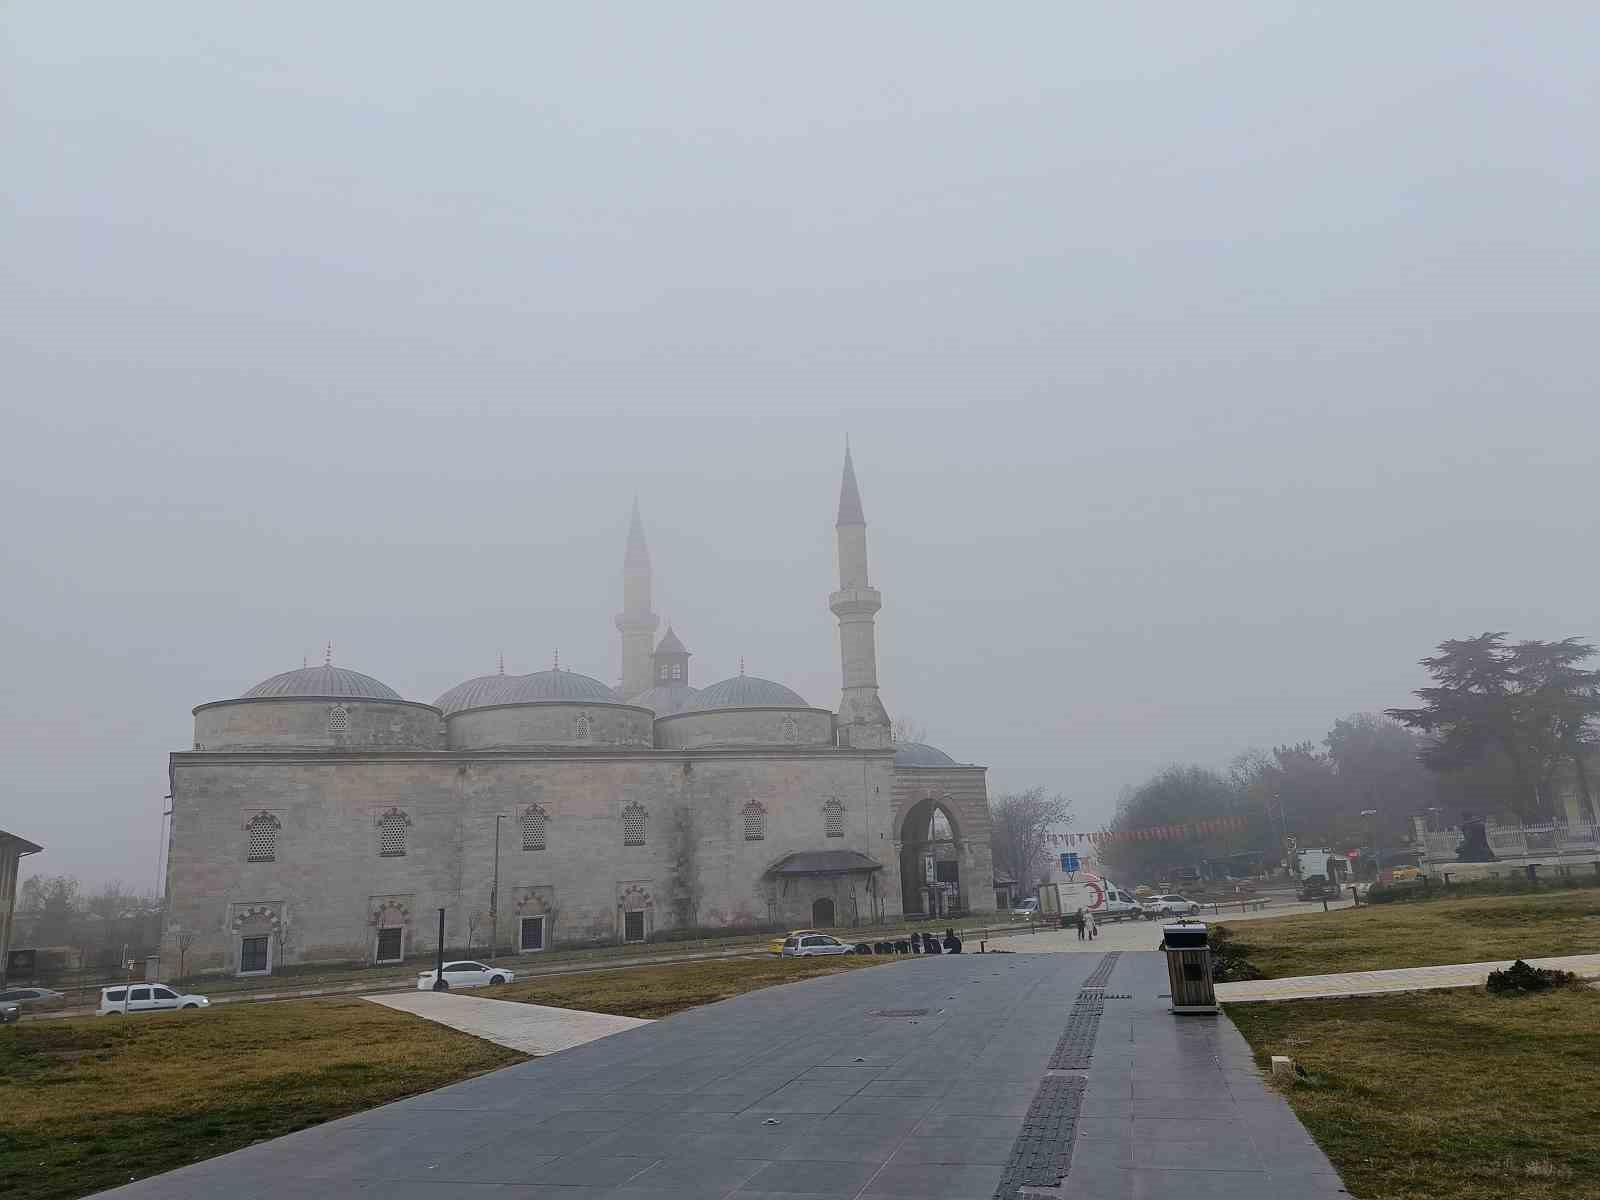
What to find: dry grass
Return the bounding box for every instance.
[0,997,523,1200]
[1228,986,1600,1200]
[493,952,890,1018]
[1219,888,1600,977]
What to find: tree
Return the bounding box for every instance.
[19,875,81,945]
[1387,634,1600,819]
[989,788,1072,888]
[891,716,929,745]
[1099,765,1259,882]
[174,927,197,984]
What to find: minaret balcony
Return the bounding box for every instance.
[829,586,881,618]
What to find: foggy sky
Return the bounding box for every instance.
[5,3,1599,888]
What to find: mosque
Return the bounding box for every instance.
[162,452,995,975]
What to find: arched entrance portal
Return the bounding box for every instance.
[899,799,961,916]
[812,896,835,927]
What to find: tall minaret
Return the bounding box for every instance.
[830,447,892,748]
[615,498,659,698]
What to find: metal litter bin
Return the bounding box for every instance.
[1162,922,1217,1014]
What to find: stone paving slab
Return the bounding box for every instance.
[1215,951,1600,1002]
[365,990,650,1055]
[91,952,1339,1200]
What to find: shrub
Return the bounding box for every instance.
[1484,959,1579,996]
[1207,923,1265,982]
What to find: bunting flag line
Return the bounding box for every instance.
[1044,814,1248,847]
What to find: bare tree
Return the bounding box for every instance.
[989,787,1072,889]
[892,715,929,744]
[174,928,196,984]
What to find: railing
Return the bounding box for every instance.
[1423,821,1600,863]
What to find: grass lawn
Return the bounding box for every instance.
[493,952,890,1018]
[0,998,524,1200]
[1228,986,1600,1200]
[1218,888,1600,977]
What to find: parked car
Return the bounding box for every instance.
[1008,898,1040,919]
[768,929,827,954]
[416,961,514,991]
[780,933,855,957]
[0,1001,18,1025]
[1297,875,1338,901]
[0,987,65,1008]
[1142,894,1201,917]
[97,984,209,1015]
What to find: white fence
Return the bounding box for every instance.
[1421,821,1600,866]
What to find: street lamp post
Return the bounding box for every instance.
[490,814,505,962]
[1361,807,1380,882]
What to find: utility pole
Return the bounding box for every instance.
[490,814,505,961]
[1361,806,1380,882]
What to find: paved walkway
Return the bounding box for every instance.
[91,951,1338,1200]
[994,897,1355,956]
[1216,951,1600,1002]
[366,990,651,1055]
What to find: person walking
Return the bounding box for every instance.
[1073,909,1086,941]
[1086,909,1098,941]
[942,927,962,954]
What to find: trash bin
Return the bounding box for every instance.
[1162,922,1217,1014]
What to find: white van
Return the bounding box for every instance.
[1058,874,1147,922]
[98,983,210,1015]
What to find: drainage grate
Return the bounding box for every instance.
[867,1008,932,1018]
[994,1075,1086,1200]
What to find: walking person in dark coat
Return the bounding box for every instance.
[942,927,962,954]
[1073,908,1087,941]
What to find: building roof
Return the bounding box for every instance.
[685,675,809,711]
[654,626,690,656]
[0,830,44,856]
[433,673,515,715]
[443,668,618,713]
[894,741,957,767]
[243,664,402,701]
[629,683,702,716]
[768,850,882,876]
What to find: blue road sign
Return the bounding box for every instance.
[1060,852,1080,873]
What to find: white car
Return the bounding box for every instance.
[98,983,210,1015]
[1009,898,1040,919]
[780,933,854,957]
[1142,894,1200,917]
[416,961,515,991]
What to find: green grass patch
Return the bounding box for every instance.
[494,952,891,1018]
[0,997,523,1200]
[1228,987,1600,1200]
[1218,889,1600,977]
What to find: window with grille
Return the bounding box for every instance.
[520,804,548,851]
[780,715,798,743]
[658,664,670,681]
[327,704,350,733]
[240,935,269,973]
[622,802,647,846]
[575,712,592,741]
[377,808,410,857]
[823,798,845,839]
[670,663,682,680]
[623,910,646,942]
[375,928,402,962]
[520,916,545,952]
[245,812,280,862]
[742,800,767,842]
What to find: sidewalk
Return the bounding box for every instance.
[367,991,649,1055]
[1216,951,1600,1002]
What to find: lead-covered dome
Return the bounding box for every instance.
[894,741,956,767]
[686,675,808,711]
[437,668,616,715]
[243,664,401,701]
[433,674,514,716]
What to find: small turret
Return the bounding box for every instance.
[651,625,691,687]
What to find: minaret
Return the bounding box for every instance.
[829,447,892,748]
[615,498,660,697]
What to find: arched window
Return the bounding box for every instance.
[575,712,593,741]
[520,804,548,851]
[822,797,845,839]
[780,714,799,743]
[376,808,410,857]
[742,800,767,842]
[245,812,281,862]
[327,705,350,733]
[622,802,647,846]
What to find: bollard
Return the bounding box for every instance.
[1322,898,1329,912]
[979,940,986,954]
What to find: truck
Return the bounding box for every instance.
[1038,872,1146,923]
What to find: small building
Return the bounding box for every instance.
[1,830,44,989]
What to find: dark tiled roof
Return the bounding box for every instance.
[768,850,882,875]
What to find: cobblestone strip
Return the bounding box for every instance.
[1046,990,1105,1070]
[994,1076,1087,1200]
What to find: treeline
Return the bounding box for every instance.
[1099,633,1600,882]
[14,875,163,974]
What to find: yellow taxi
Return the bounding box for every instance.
[768,929,826,955]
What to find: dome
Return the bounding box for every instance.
[433,674,516,716]
[686,675,808,711]
[630,683,702,716]
[439,668,618,715]
[242,664,401,701]
[894,741,957,767]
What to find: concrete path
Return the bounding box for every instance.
[1216,951,1600,1003]
[366,990,651,1055]
[995,897,1355,956]
[91,951,1339,1200]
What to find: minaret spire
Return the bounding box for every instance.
[829,447,891,747]
[615,498,660,697]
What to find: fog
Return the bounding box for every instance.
[4,3,1598,887]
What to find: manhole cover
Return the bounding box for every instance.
[868,1008,932,1018]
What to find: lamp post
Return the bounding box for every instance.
[490,814,505,962]
[432,907,447,990]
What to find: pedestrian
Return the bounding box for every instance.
[1073,908,1086,941]
[942,927,962,954]
[1086,910,1098,941]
